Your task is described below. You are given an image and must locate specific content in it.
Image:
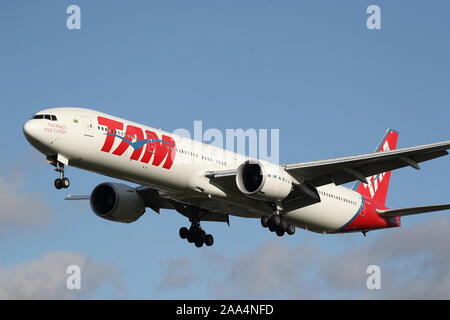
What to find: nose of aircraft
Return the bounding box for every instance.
[23,119,41,143]
[23,120,36,139]
[23,117,57,155]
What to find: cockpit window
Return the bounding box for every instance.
[32,114,58,121]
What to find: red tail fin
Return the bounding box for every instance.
[352,129,399,206]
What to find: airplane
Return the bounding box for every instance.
[23,107,450,247]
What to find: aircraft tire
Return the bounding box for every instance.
[54,179,63,190]
[179,227,189,239]
[198,229,206,241]
[271,215,281,226]
[187,229,196,243]
[280,219,288,231]
[261,216,270,228]
[194,239,204,248]
[204,234,214,247]
[287,224,296,235]
[62,177,70,189]
[268,223,276,232]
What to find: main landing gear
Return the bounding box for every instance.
[54,161,70,190]
[179,222,214,248]
[261,215,296,237]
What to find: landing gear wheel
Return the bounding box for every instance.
[268,223,277,232]
[268,215,280,231]
[198,229,206,241]
[280,219,288,231]
[179,227,188,239]
[261,216,270,228]
[286,224,296,235]
[61,177,70,189]
[271,215,281,226]
[54,178,63,190]
[187,229,196,243]
[276,229,285,237]
[204,234,214,247]
[194,239,204,248]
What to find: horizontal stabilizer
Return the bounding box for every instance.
[377,204,450,217]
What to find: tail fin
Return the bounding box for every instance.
[352,129,399,206]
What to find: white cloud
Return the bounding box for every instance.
[0,175,50,228]
[156,257,199,293]
[0,251,121,299]
[318,216,450,299]
[158,216,450,299]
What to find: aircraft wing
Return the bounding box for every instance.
[206,139,450,190]
[377,204,450,217]
[284,139,450,187]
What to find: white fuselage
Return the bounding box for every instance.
[23,107,363,233]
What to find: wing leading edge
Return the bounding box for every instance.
[284,137,450,188]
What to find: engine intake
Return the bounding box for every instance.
[90,183,145,223]
[236,160,293,201]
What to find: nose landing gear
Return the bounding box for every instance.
[54,162,70,190]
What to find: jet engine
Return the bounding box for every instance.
[90,182,145,223]
[236,160,293,201]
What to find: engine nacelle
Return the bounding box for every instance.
[90,183,145,223]
[236,160,293,201]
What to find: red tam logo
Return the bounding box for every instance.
[97,116,176,169]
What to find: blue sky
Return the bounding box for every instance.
[1,0,450,299]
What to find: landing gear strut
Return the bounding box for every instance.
[261,214,296,237]
[54,162,70,190]
[179,222,214,248]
